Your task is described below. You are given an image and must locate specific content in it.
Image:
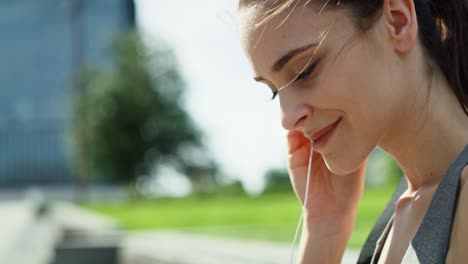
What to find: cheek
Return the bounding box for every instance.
[321,119,374,175]
[330,52,394,137]
[310,40,402,174]
[317,67,392,174]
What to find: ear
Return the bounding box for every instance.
[382,0,418,53]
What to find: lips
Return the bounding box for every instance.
[309,118,342,142]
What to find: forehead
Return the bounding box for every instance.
[239,4,346,73]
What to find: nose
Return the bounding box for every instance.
[281,104,313,131]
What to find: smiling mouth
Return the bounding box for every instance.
[309,117,342,142]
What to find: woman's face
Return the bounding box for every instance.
[239,4,409,175]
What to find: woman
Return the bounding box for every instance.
[238,0,468,263]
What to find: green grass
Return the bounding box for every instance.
[83,184,396,249]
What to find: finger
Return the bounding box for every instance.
[287,130,310,154]
[312,149,323,163]
[288,140,312,168]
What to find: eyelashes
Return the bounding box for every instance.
[270,61,319,101]
[294,61,318,82]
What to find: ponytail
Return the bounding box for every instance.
[416,0,468,115]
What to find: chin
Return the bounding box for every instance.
[322,146,371,176]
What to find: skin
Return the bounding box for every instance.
[239,0,468,263]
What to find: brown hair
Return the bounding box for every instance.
[239,0,468,116]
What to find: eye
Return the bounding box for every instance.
[295,61,318,82]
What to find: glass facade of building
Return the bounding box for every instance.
[0,0,134,187]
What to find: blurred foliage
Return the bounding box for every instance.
[263,168,293,194]
[70,30,216,187]
[367,148,404,188]
[380,151,404,185]
[84,183,397,249]
[191,179,247,198]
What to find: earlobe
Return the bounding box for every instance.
[383,0,418,53]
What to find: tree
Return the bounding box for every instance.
[263,168,293,194]
[69,30,215,188]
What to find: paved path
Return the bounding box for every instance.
[0,201,362,264]
[122,230,360,264]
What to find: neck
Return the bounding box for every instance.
[379,72,468,192]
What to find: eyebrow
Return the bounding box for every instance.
[254,42,318,82]
[273,42,318,72]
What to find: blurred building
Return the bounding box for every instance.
[0,0,135,188]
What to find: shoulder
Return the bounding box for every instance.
[446,165,468,263]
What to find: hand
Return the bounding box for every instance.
[287,130,367,225]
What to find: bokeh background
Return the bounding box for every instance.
[0,1,403,263]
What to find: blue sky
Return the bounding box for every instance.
[135,0,288,193]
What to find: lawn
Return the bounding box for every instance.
[83,184,396,249]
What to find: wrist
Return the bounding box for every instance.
[297,224,350,264]
[303,209,356,235]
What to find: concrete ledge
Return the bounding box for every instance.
[50,202,119,232]
[49,202,122,264]
[0,201,59,264]
[52,244,119,264]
